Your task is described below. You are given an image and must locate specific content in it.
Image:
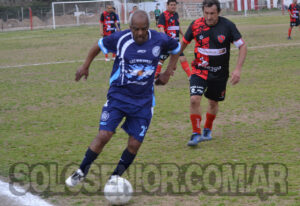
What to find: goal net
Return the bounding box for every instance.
[51,0,125,29]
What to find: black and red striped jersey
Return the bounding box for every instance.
[158,11,180,41]
[100,11,117,36]
[288,3,300,22]
[183,17,244,80]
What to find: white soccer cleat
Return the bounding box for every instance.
[65,169,85,187]
[105,58,110,62]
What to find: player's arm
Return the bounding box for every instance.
[179,23,185,36]
[115,22,120,31]
[155,41,183,85]
[100,23,104,36]
[100,14,104,36]
[75,42,101,81]
[114,13,120,31]
[157,14,166,33]
[230,41,247,85]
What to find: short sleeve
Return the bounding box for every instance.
[98,33,118,54]
[100,14,104,23]
[183,21,195,44]
[160,33,181,55]
[228,21,244,48]
[158,13,165,28]
[113,13,118,22]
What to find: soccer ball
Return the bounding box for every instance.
[104,175,133,205]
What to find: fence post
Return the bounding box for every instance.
[29,7,33,30]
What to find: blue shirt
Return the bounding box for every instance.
[98,29,180,107]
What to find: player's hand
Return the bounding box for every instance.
[75,65,89,81]
[230,69,241,85]
[155,69,174,85]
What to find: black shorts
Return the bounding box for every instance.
[159,52,184,61]
[189,74,228,102]
[290,19,299,27]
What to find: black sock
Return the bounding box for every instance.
[79,147,99,176]
[112,148,136,176]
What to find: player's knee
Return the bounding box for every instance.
[190,96,201,108]
[96,130,113,145]
[127,138,142,154]
[208,100,218,109]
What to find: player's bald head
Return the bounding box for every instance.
[129,10,150,27]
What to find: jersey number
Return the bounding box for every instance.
[139,125,147,136]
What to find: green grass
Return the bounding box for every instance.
[0,14,300,206]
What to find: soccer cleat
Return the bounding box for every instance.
[112,57,116,60]
[187,133,201,146]
[287,36,292,40]
[65,169,85,187]
[105,58,110,62]
[199,128,212,142]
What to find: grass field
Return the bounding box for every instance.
[0,13,300,206]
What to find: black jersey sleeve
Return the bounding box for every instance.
[100,13,104,22]
[183,21,195,43]
[158,13,166,28]
[228,21,242,43]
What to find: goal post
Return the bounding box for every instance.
[51,0,126,29]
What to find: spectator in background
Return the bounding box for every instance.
[154,5,161,26]
[129,5,138,20]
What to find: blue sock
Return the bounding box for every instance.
[79,147,99,176]
[112,148,136,176]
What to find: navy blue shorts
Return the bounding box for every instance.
[99,98,153,142]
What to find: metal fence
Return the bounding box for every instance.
[0,0,287,32]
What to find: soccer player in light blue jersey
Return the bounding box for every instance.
[66,10,180,187]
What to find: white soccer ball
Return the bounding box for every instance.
[104,175,133,205]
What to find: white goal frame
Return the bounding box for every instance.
[51,0,126,29]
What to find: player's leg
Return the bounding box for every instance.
[111,136,142,176]
[288,22,294,39]
[66,99,124,187]
[179,54,191,78]
[201,79,227,141]
[112,106,152,176]
[188,75,207,146]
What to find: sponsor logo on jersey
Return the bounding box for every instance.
[137,50,147,53]
[198,48,227,56]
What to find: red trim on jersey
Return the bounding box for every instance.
[157,24,165,28]
[182,36,190,44]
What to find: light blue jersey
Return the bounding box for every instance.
[98,29,180,108]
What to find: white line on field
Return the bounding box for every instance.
[0,58,105,69]
[0,180,54,206]
[0,42,299,69]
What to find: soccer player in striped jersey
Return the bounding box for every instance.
[66,10,180,187]
[287,0,300,40]
[167,0,247,146]
[100,5,120,61]
[156,0,191,78]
